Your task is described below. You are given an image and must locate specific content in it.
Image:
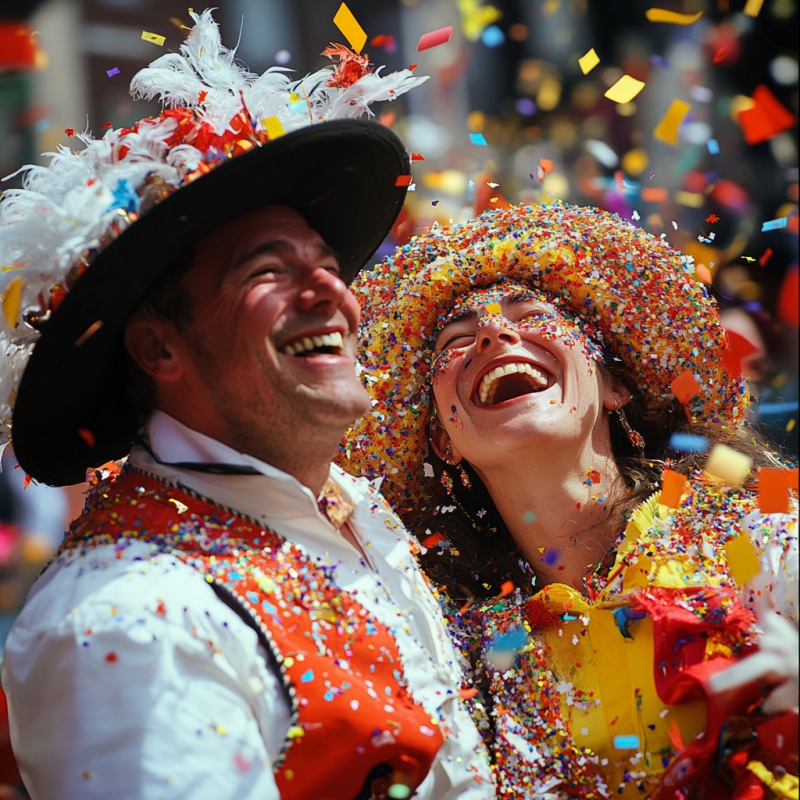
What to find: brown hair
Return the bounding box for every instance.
[416,358,787,599]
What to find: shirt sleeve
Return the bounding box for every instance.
[2,552,288,800]
[742,501,799,624]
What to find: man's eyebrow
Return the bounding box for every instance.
[233,239,340,270]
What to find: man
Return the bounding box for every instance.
[0,12,493,800]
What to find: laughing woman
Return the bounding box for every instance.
[342,204,798,799]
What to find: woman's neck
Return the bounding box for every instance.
[475,445,627,593]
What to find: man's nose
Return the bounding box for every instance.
[475,316,521,354]
[296,265,348,313]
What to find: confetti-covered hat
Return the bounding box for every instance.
[1,10,426,486]
[341,203,748,512]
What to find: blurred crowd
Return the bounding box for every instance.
[0,0,796,641]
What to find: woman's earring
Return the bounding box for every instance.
[457,462,472,489]
[616,407,646,457]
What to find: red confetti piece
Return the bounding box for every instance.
[738,85,796,145]
[641,187,668,203]
[758,248,773,266]
[422,532,446,548]
[378,111,395,127]
[713,47,727,63]
[416,26,453,52]
[23,474,31,490]
[198,90,208,103]
[410,152,425,161]
[370,34,396,50]
[705,214,719,223]
[394,175,412,187]
[156,599,167,616]
[101,121,112,129]
[408,62,418,71]
[757,468,794,514]
[77,428,96,448]
[671,370,700,404]
[105,652,118,662]
[722,330,759,376]
[64,128,75,136]
[459,687,478,699]
[498,580,514,598]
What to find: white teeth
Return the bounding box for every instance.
[478,362,550,406]
[281,331,345,356]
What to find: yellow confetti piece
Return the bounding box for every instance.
[168,498,188,514]
[645,8,703,24]
[169,17,189,30]
[578,48,600,75]
[262,115,286,140]
[674,190,704,208]
[604,75,646,104]
[743,0,766,16]
[705,444,752,488]
[1,276,23,329]
[141,30,166,46]
[723,531,762,588]
[333,3,367,54]
[484,302,502,314]
[653,98,691,145]
[287,726,305,739]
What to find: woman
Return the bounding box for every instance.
[342,203,798,798]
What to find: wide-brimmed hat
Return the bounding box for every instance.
[340,203,748,513]
[1,10,426,486]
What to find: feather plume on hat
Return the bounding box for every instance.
[0,9,426,449]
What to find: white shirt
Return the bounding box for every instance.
[2,411,494,800]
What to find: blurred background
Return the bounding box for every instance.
[0,1,797,782]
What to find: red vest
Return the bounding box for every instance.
[63,468,444,800]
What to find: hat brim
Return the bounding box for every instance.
[13,119,410,486]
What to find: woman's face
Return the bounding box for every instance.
[430,284,611,470]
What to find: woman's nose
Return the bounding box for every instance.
[475,315,522,353]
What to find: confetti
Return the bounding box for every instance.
[613,734,641,749]
[333,3,367,53]
[469,132,488,146]
[761,217,788,232]
[578,48,600,74]
[671,370,700,405]
[706,215,719,223]
[659,469,688,508]
[262,116,285,140]
[645,8,703,24]
[738,85,796,145]
[410,152,425,161]
[430,200,439,206]
[106,67,120,77]
[722,330,759,375]
[722,531,761,587]
[64,128,75,136]
[653,98,691,145]
[480,25,505,47]
[394,175,412,187]
[1,276,23,329]
[759,248,773,266]
[641,187,668,202]
[300,669,315,683]
[705,444,752,488]
[370,34,396,52]
[141,30,166,46]
[542,548,560,567]
[743,0,766,16]
[105,652,118,663]
[706,138,719,154]
[604,75,646,105]
[651,55,670,69]
[77,428,95,448]
[417,25,454,53]
[757,468,794,514]
[669,433,708,453]
[523,510,536,524]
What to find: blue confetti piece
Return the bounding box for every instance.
[106,67,120,77]
[650,54,670,69]
[762,217,788,232]
[706,138,719,154]
[523,510,536,524]
[431,200,439,206]
[669,433,708,453]
[480,25,505,47]
[489,627,529,653]
[613,734,640,750]
[300,669,314,683]
[323,689,335,701]
[469,132,488,146]
[542,548,559,567]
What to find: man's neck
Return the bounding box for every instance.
[476,444,626,593]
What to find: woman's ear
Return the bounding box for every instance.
[602,382,633,412]
[428,411,463,465]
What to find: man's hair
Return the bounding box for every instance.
[123,248,196,413]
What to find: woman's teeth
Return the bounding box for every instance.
[479,362,548,406]
[281,331,344,356]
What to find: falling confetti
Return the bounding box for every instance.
[106,67,120,77]
[578,47,600,74]
[417,26,454,52]
[604,75,646,104]
[645,8,703,24]
[653,98,691,145]
[141,31,166,46]
[333,3,367,54]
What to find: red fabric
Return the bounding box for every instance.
[0,22,39,72]
[0,687,21,785]
[66,470,444,800]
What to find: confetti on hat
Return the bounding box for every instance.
[0,9,427,446]
[340,203,747,514]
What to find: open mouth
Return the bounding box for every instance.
[279,331,344,357]
[476,362,551,407]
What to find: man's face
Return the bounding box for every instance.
[175,205,370,446]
